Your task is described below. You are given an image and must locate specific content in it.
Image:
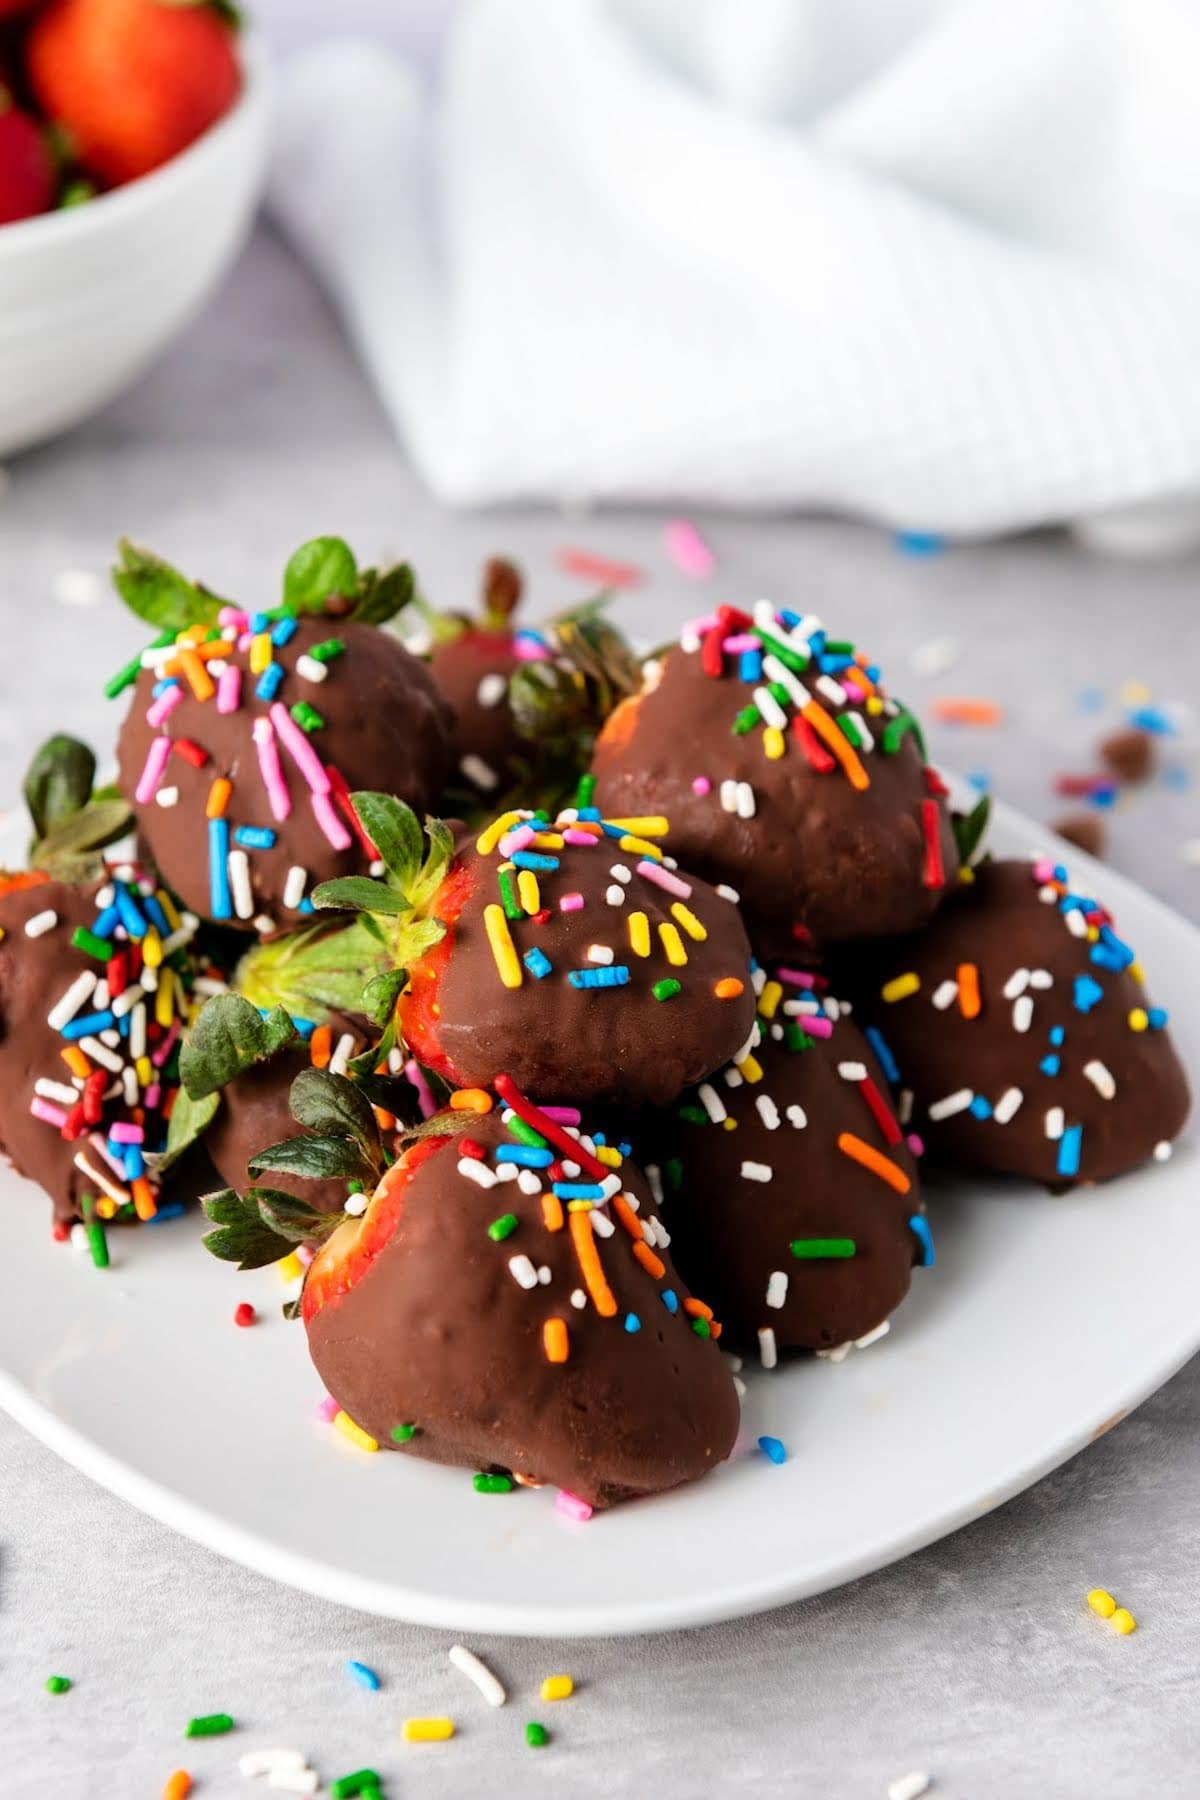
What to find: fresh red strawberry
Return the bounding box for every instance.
[0,102,54,224]
[0,1,43,17]
[300,1137,444,1325]
[27,0,241,187]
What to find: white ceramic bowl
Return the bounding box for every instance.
[0,49,271,459]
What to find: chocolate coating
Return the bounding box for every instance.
[592,632,957,944]
[303,1107,740,1507]
[652,1003,921,1354]
[399,815,757,1108]
[116,615,454,929]
[429,630,525,798]
[842,858,1191,1185]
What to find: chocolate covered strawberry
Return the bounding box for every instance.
[0,100,54,224]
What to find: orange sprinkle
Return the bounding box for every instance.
[569,1209,617,1317]
[850,655,878,697]
[162,1773,193,1800]
[450,1088,493,1113]
[61,1046,92,1080]
[131,1177,157,1221]
[611,1193,644,1242]
[543,1318,570,1364]
[162,640,226,671]
[177,646,215,702]
[932,696,1004,726]
[957,962,982,1020]
[373,1106,396,1132]
[714,977,745,1000]
[801,700,869,791]
[683,1297,713,1321]
[837,1131,911,1195]
[541,1192,565,1232]
[632,1240,666,1280]
[205,777,232,820]
[161,1087,177,1120]
[309,1025,333,1069]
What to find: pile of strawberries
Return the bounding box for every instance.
[0,0,241,227]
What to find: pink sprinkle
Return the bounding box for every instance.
[512,637,552,663]
[144,1083,161,1110]
[134,734,172,805]
[316,1394,340,1423]
[312,789,352,851]
[681,613,721,637]
[691,775,712,796]
[636,858,692,899]
[30,1098,68,1129]
[559,893,585,913]
[498,825,536,857]
[271,702,331,795]
[540,1105,582,1125]
[145,684,183,729]
[907,1133,925,1157]
[556,1488,594,1523]
[252,717,292,822]
[237,631,254,654]
[218,606,249,629]
[665,518,715,580]
[404,1059,438,1120]
[805,1016,834,1040]
[557,547,643,589]
[842,681,866,703]
[217,664,242,715]
[1032,858,1057,883]
[721,634,757,654]
[152,1020,181,1068]
[296,1243,314,1267]
[563,829,598,847]
[109,1123,144,1144]
[775,967,817,988]
[89,1131,128,1179]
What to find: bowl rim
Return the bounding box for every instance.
[0,37,270,259]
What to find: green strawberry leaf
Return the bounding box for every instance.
[353,561,416,628]
[289,1066,381,1157]
[349,792,424,891]
[111,537,224,632]
[233,918,391,1022]
[256,1188,344,1244]
[311,876,413,917]
[283,536,359,614]
[347,1014,398,1084]
[31,798,135,884]
[161,1087,221,1171]
[952,793,992,869]
[362,967,407,1028]
[179,993,298,1100]
[24,734,96,840]
[202,1187,297,1270]
[248,1134,378,1184]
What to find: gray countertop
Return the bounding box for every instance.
[1,227,1198,1799]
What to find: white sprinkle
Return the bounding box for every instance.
[735,781,756,819]
[207,659,228,678]
[35,1079,81,1106]
[141,965,158,993]
[93,980,110,1009]
[1154,1140,1174,1162]
[837,1060,867,1082]
[765,1270,788,1309]
[1044,1107,1065,1140]
[448,1642,507,1707]
[1012,995,1034,1033]
[369,860,386,878]
[111,984,145,1019]
[460,753,499,791]
[266,1770,318,1797]
[508,1254,539,1289]
[909,634,959,678]
[73,1150,127,1204]
[993,1086,1024,1124]
[741,1160,773,1183]
[494,1162,519,1183]
[786,1104,808,1129]
[388,1046,405,1075]
[192,976,228,998]
[754,686,788,730]
[816,674,846,708]
[751,966,767,996]
[733,1375,747,1398]
[571,1287,587,1309]
[283,865,308,910]
[1064,907,1089,939]
[47,971,98,1031]
[898,1089,913,1124]
[716,883,741,903]
[561,1158,581,1178]
[1083,1060,1116,1099]
[758,1326,778,1370]
[226,849,254,921]
[1038,883,1059,904]
[24,909,58,939]
[818,1341,852,1363]
[931,979,959,1011]
[599,1172,622,1199]
[239,1751,309,1779]
[121,1066,138,1107]
[846,709,874,752]
[77,1036,122,1072]
[70,1223,90,1255]
[1029,968,1054,990]
[928,1088,974,1121]
[605,885,626,907]
[756,1094,781,1131]
[476,672,509,710]
[761,654,807,709]
[855,1320,891,1350]
[516,1168,542,1195]
[129,1004,147,1062]
[609,863,632,884]
[697,1083,727,1124]
[825,995,842,1021]
[344,1192,368,1217]
[537,1264,551,1284]
[586,943,614,964]
[724,1067,744,1089]
[1003,967,1030,1000]
[680,629,702,654]
[888,1774,932,1800]
[295,653,328,684]
[719,779,739,814]
[590,1209,615,1238]
[329,1032,355,1078]
[458,1156,497,1188]
[645,1163,664,1205]
[99,1028,121,1049]
[154,785,179,809]
[724,1351,744,1373]
[94,884,115,909]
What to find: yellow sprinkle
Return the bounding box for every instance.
[1087,1589,1117,1619]
[1121,680,1150,705]
[278,1252,303,1283]
[763,726,786,760]
[722,1116,738,1131]
[866,695,885,715]
[178,624,206,646]
[604,816,669,836]
[758,979,783,1020]
[155,967,174,1028]
[205,778,232,821]
[881,972,921,1003]
[517,869,541,914]
[958,865,976,884]
[628,911,651,957]
[157,889,182,931]
[135,1055,153,1087]
[476,810,523,855]
[484,903,523,989]
[94,1196,117,1220]
[540,1675,574,1702]
[449,1088,493,1114]
[670,902,708,942]
[0,927,5,944]
[658,922,687,967]
[142,927,164,970]
[1128,1008,1149,1033]
[334,1410,379,1453]
[403,1717,455,1743]
[619,834,662,861]
[566,1198,594,1212]
[736,1054,763,1083]
[1087,926,1099,942]
[1111,1608,1137,1635]
[1129,960,1145,985]
[594,1145,623,1168]
[531,832,565,850]
[249,632,273,674]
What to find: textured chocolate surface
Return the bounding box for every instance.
[842,858,1191,1185]
[429,630,525,798]
[116,614,453,929]
[304,1105,740,1508]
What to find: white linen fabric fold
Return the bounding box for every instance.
[270,0,1200,539]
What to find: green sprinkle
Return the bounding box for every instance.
[290,701,327,733]
[691,1317,712,1339]
[70,925,116,963]
[751,627,809,673]
[45,1675,71,1695]
[498,867,524,921]
[881,707,926,758]
[185,1712,234,1738]
[836,713,864,749]
[665,1157,683,1192]
[80,1198,109,1271]
[309,637,346,663]
[790,1237,857,1259]
[652,977,682,1002]
[525,1722,549,1748]
[784,1024,816,1053]
[103,629,174,700]
[677,1104,707,1125]
[330,1772,382,1799]
[473,1472,514,1494]
[505,1115,549,1149]
[767,680,792,709]
[488,1213,519,1242]
[732,704,761,736]
[390,1423,416,1444]
[575,772,596,810]
[824,638,855,654]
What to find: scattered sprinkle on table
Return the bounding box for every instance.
[931,696,1003,726]
[346,1659,380,1691]
[161,1772,192,1800]
[887,1773,932,1800]
[330,1772,383,1799]
[540,1674,575,1702]
[1087,1588,1136,1633]
[234,1301,257,1327]
[402,1716,455,1743]
[44,1674,71,1695]
[525,1721,550,1748]
[473,1471,514,1494]
[184,1711,234,1737]
[448,1644,507,1708]
[758,1435,787,1465]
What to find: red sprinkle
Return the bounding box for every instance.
[556,547,643,589]
[920,798,945,889]
[61,1102,87,1142]
[234,1302,257,1328]
[494,1073,608,1179]
[791,714,835,772]
[82,1069,107,1125]
[532,909,552,926]
[52,1219,70,1243]
[716,603,753,631]
[857,1074,903,1147]
[172,737,209,768]
[700,625,725,679]
[922,765,950,798]
[458,1138,486,1161]
[328,765,380,859]
[107,951,128,999]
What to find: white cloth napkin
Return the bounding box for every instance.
[270,0,1200,541]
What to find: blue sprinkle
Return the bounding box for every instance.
[864,1026,900,1086]
[661,1289,679,1313]
[1088,784,1117,810]
[1049,1026,1065,1046]
[778,608,801,630]
[124,1145,145,1181]
[598,819,632,839]
[575,807,602,823]
[1148,1006,1169,1029]
[808,629,827,655]
[624,1313,641,1334]
[346,1660,380,1691]
[511,850,559,871]
[270,616,298,647]
[893,529,946,558]
[1073,974,1104,1014]
[1056,1124,1083,1179]
[817,652,854,674]
[249,611,269,633]
[738,649,763,684]
[495,1145,555,1168]
[151,677,179,699]
[1128,705,1173,735]
[291,1017,316,1040]
[514,628,550,654]
[758,1435,788,1465]
[117,1013,130,1039]
[552,1182,606,1201]
[91,905,120,939]
[523,947,552,980]
[142,894,170,937]
[967,769,991,793]
[235,826,277,850]
[143,1201,186,1225]
[567,966,631,990]
[1078,687,1105,713]
[618,1141,632,1157]
[908,1214,936,1267]
[865,663,881,683]
[969,1095,992,1119]
[256,663,284,702]
[114,884,147,940]
[1040,1055,1061,1077]
[61,1009,116,1041]
[299,897,315,915]
[1090,942,1131,973]
[208,818,232,920]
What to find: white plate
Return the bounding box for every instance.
[0,800,1196,1637]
